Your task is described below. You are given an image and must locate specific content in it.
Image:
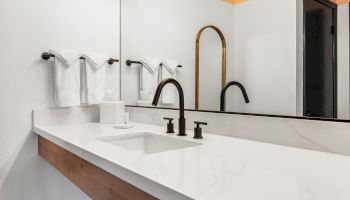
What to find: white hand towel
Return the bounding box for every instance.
[140,58,161,102]
[81,52,110,105]
[49,49,81,107]
[161,60,178,104]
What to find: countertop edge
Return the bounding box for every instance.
[33,126,194,200]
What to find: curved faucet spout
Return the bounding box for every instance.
[220,81,250,112]
[152,78,186,136]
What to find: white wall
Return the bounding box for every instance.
[228,0,297,116]
[0,0,120,199]
[296,0,304,116]
[337,4,350,120]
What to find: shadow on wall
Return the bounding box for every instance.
[0,134,90,200]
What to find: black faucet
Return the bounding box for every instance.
[220,81,250,112]
[152,78,187,136]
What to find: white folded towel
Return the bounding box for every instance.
[81,52,110,105]
[49,49,81,107]
[161,60,178,104]
[139,58,161,102]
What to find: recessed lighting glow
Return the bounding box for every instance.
[222,0,247,4]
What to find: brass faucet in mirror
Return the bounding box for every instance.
[195,25,227,110]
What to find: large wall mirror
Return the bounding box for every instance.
[120,0,350,121]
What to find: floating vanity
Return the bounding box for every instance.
[37,136,156,200]
[33,108,350,200]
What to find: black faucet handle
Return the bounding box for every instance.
[163,117,175,134]
[194,121,208,127]
[163,117,174,122]
[193,121,207,139]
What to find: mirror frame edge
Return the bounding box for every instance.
[126,105,350,123]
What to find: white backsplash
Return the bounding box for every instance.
[33,106,99,126]
[33,106,350,156]
[126,106,350,156]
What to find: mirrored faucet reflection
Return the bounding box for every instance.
[152,78,186,136]
[220,81,250,112]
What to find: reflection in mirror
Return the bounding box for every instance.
[195,25,227,110]
[221,81,250,112]
[121,0,350,120]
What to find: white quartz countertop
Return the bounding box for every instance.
[34,122,350,200]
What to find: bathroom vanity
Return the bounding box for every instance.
[2,0,350,199]
[33,0,350,199]
[33,108,350,200]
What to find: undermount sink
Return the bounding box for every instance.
[100,133,200,155]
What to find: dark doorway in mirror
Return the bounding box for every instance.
[303,0,337,118]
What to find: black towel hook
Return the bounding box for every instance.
[126,59,182,68]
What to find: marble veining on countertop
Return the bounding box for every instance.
[34,122,350,200]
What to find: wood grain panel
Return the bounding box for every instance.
[38,136,158,200]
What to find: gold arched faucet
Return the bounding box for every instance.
[195,25,227,110]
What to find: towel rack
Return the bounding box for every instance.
[126,60,142,66]
[126,59,182,68]
[41,52,119,65]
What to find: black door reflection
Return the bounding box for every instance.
[304,0,337,118]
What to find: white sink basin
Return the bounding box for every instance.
[100,133,200,154]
